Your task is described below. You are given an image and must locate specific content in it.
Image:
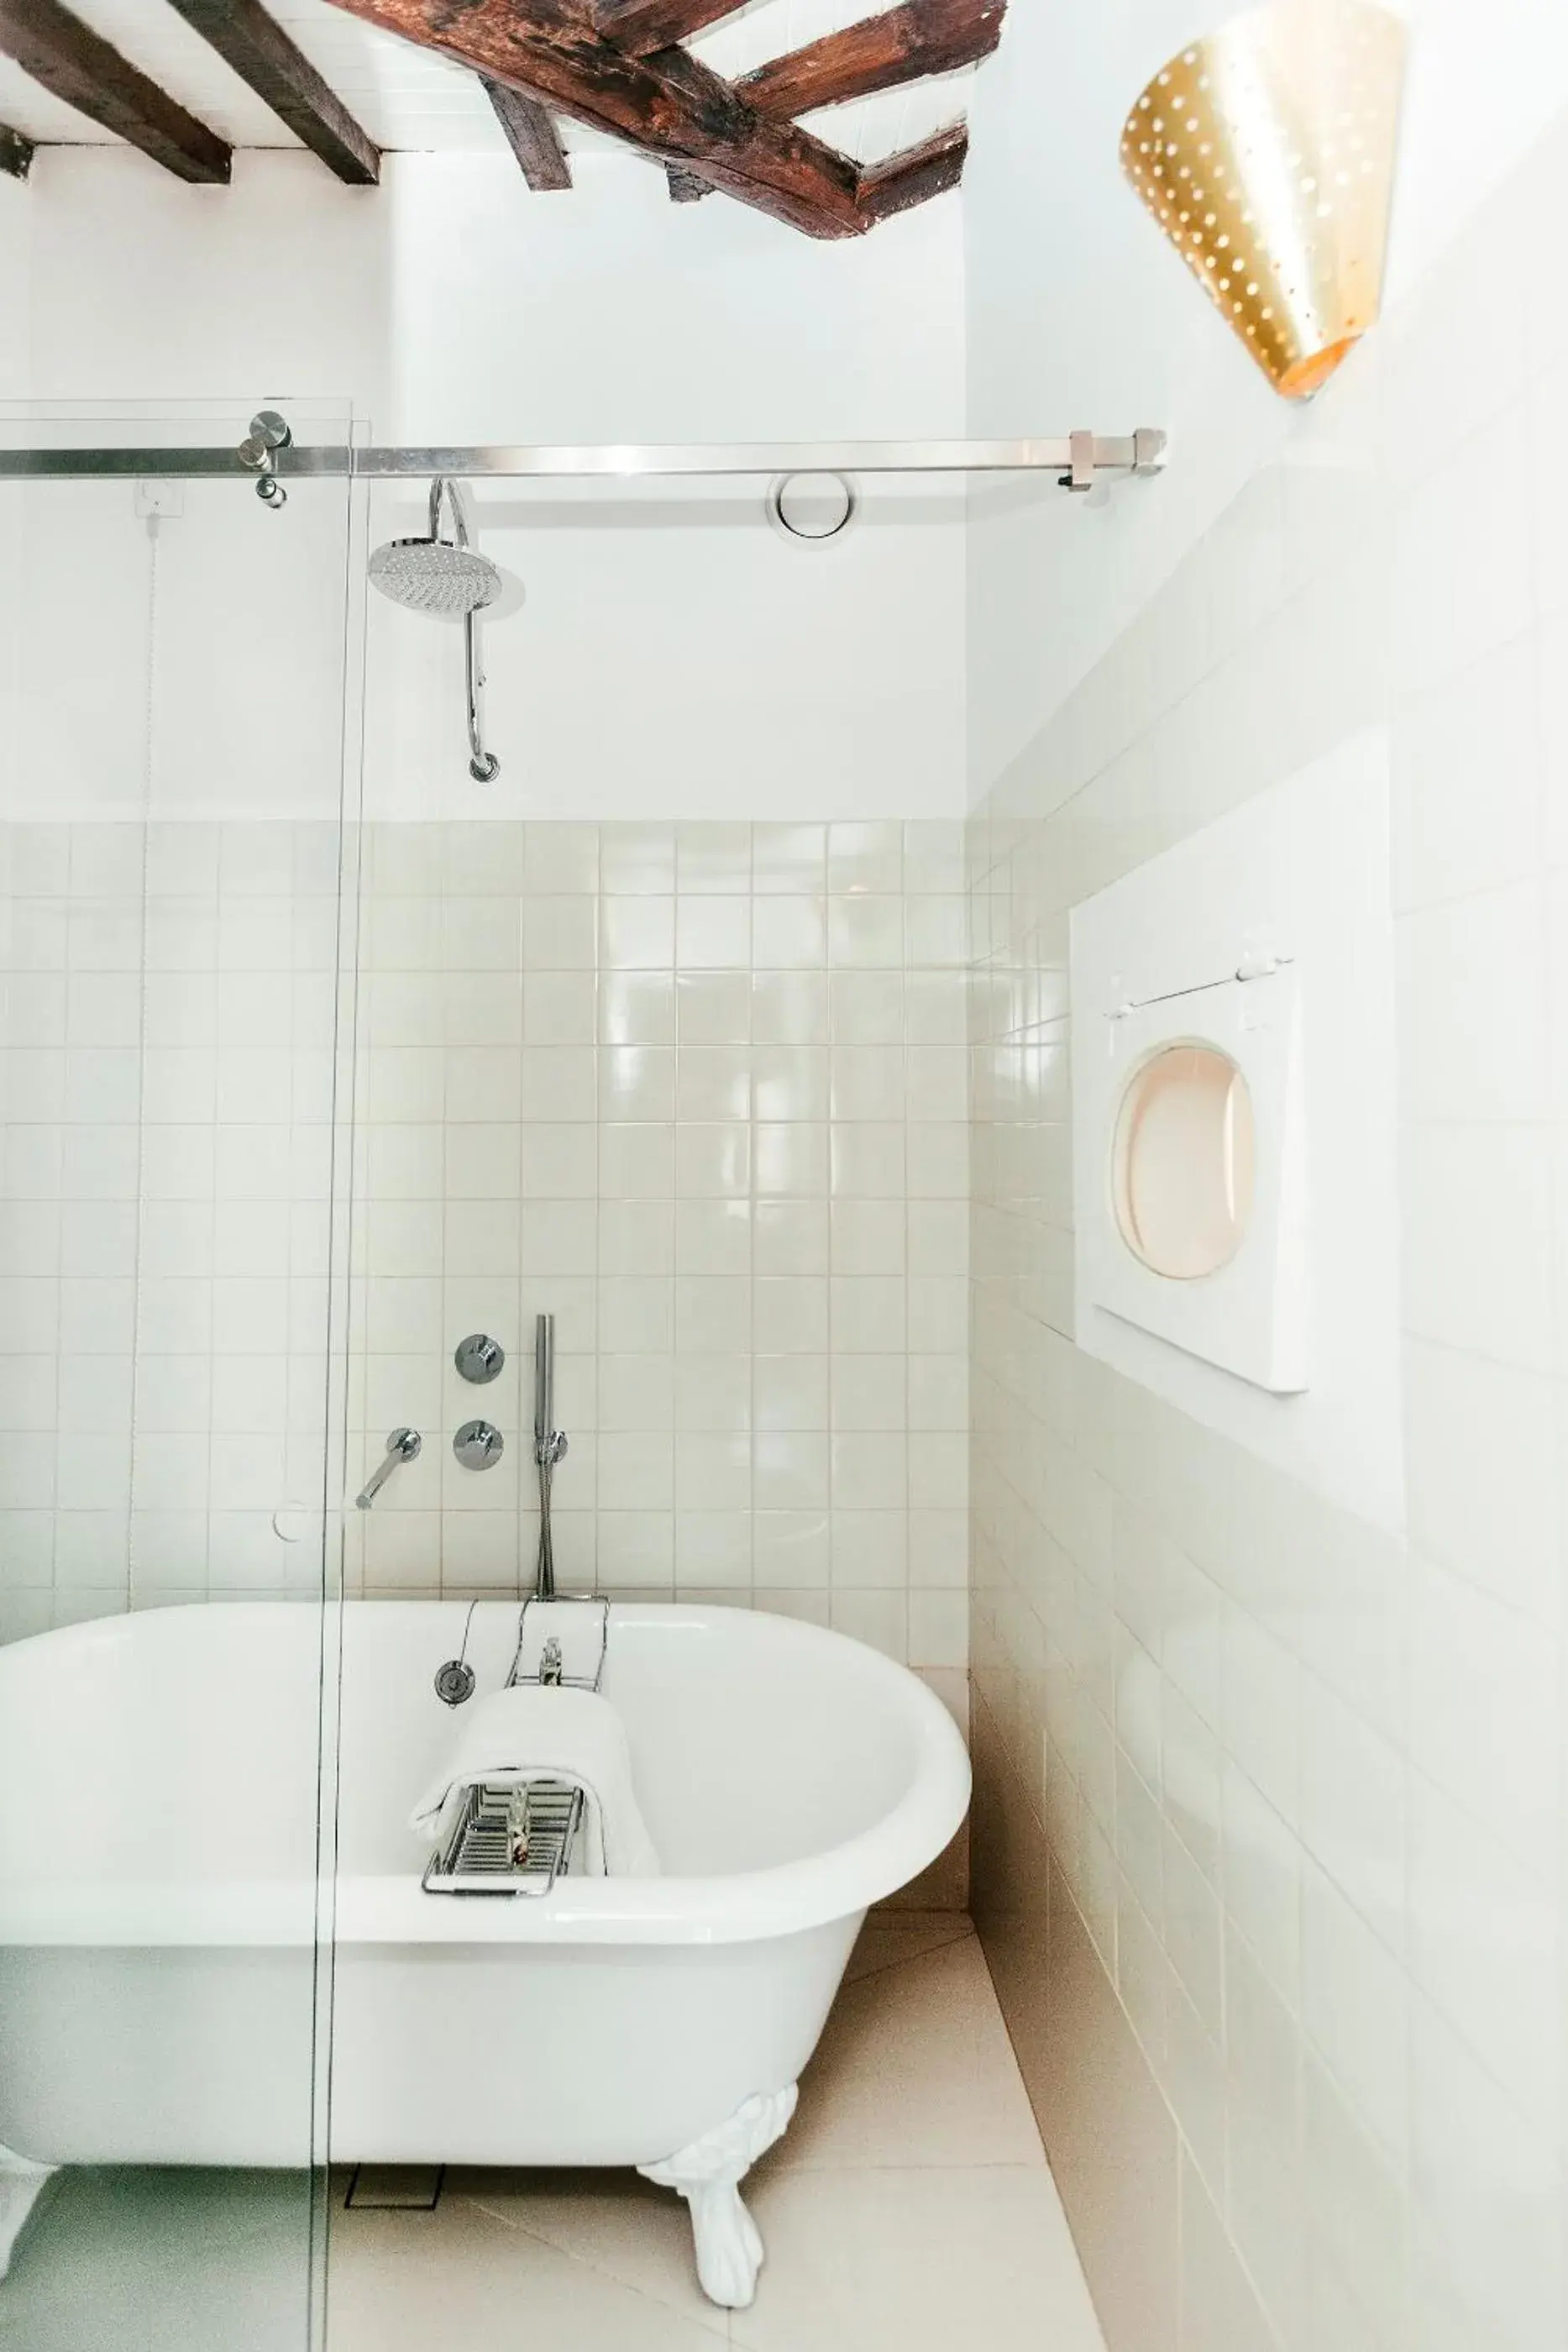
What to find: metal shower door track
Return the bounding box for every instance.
[0,431,1167,484]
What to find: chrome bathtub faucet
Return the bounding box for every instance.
[355,1427,421,1509]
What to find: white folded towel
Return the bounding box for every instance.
[411,1685,660,1878]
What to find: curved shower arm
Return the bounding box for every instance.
[430,475,476,550]
[414,475,499,782]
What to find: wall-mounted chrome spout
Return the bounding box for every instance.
[533,1313,569,1600]
[357,1426,421,1509]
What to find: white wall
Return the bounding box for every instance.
[966,8,1568,2349]
[0,174,27,403]
[18,147,962,444]
[8,145,968,820]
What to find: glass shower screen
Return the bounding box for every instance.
[0,403,359,2352]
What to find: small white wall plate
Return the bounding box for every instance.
[1091,964,1307,1391]
[1070,730,1403,1530]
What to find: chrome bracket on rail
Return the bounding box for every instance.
[506,1594,609,1693]
[421,1779,587,1899]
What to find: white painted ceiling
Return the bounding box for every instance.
[0,0,987,170]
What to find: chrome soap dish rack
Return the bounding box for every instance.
[422,1779,587,1898]
[422,1594,611,1898]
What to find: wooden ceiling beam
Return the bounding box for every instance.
[0,0,231,181]
[484,76,571,190]
[0,119,33,176]
[162,0,380,185]
[738,0,1005,119]
[323,0,868,239]
[591,0,743,60]
[857,118,967,222]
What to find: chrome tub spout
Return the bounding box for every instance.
[356,1427,422,1509]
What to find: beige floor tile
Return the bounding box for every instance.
[452,2167,718,2328]
[732,2166,1107,2352]
[328,2195,729,2352]
[845,1911,976,1985]
[326,1935,1101,2352]
[768,1934,1047,2171]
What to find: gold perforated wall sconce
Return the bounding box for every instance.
[1120,0,1408,398]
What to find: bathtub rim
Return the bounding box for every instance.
[0,1599,970,1950]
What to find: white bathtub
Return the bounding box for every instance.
[0,1599,969,2305]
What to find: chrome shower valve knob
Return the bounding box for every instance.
[454,1420,504,1472]
[454,1333,505,1384]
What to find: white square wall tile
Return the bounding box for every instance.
[828,896,904,969]
[1396,884,1547,1124]
[828,823,904,895]
[753,823,826,894]
[1401,1123,1556,1372]
[831,1432,909,1509]
[675,824,750,895]
[830,1589,907,1661]
[674,1433,750,1510]
[600,897,674,970]
[524,832,606,894]
[1409,1553,1561,1866]
[675,898,750,970]
[1403,1341,1560,1625]
[1392,632,1542,911]
[753,897,826,969]
[599,825,674,896]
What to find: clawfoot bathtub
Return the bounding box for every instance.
[0,1600,969,2307]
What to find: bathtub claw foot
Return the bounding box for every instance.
[638,2084,797,2310]
[0,2144,55,2281]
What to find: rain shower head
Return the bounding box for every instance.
[370,477,502,780]
[369,534,500,617]
[370,475,501,616]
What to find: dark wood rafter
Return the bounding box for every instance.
[325,0,866,238]
[737,0,1005,119]
[484,76,572,189]
[658,0,996,207]
[592,0,747,60]
[0,0,231,181]
[0,119,33,176]
[162,0,380,184]
[858,118,967,221]
[324,0,1007,238]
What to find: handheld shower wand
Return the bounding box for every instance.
[533,1313,569,1600]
